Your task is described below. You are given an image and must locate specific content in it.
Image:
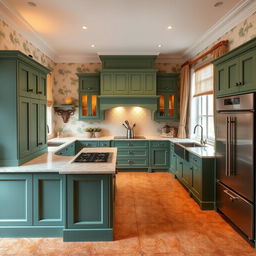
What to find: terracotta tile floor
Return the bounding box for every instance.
[0,172,256,256]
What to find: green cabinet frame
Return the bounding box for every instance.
[213,37,256,97]
[155,73,179,121]
[33,174,66,226]
[100,69,157,96]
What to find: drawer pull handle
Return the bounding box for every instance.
[128,150,133,154]
[223,189,239,201]
[190,167,193,170]
[128,160,133,163]
[38,142,43,146]
[128,143,132,146]
[194,159,197,162]
[37,91,42,94]
[85,143,89,147]
[27,89,33,92]
[87,87,92,90]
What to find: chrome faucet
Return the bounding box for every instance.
[193,124,206,145]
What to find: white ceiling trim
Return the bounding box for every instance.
[184,0,256,59]
[0,0,56,60]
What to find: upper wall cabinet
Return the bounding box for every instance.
[213,37,256,98]
[0,51,50,166]
[77,73,103,121]
[100,69,157,96]
[154,73,179,121]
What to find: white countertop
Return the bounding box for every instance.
[60,147,117,174]
[0,136,215,173]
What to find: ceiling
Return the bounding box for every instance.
[0,0,253,62]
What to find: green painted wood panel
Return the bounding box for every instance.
[30,99,40,153]
[98,141,111,147]
[182,160,193,188]
[190,164,202,200]
[0,174,32,226]
[79,74,100,93]
[19,97,30,158]
[226,58,240,94]
[117,148,148,158]
[39,73,47,99]
[150,148,169,168]
[114,73,128,95]
[67,175,112,229]
[215,63,227,97]
[129,73,143,95]
[239,50,256,93]
[18,62,31,98]
[75,141,98,153]
[38,101,47,148]
[29,67,40,98]
[33,174,65,226]
[101,73,113,95]
[112,140,148,148]
[144,73,156,95]
[170,150,177,173]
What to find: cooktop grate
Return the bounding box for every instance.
[73,152,110,163]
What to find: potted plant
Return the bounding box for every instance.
[85,128,94,138]
[93,128,102,138]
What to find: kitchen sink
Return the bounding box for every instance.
[178,142,204,147]
[47,142,65,147]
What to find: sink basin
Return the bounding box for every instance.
[178,142,204,148]
[48,142,65,147]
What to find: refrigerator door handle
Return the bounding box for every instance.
[225,116,229,176]
[229,116,233,176]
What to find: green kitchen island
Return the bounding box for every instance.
[0,147,117,242]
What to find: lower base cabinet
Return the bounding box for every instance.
[0,173,114,241]
[173,152,215,210]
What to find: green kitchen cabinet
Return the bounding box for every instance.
[0,51,50,166]
[150,141,170,170]
[66,174,113,229]
[19,97,47,159]
[77,73,103,121]
[33,174,66,226]
[170,143,177,174]
[100,69,157,96]
[213,37,256,97]
[98,141,111,147]
[0,174,33,226]
[172,148,215,210]
[55,142,76,156]
[75,141,98,153]
[155,74,179,121]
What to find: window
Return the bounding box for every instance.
[47,106,53,136]
[190,64,214,144]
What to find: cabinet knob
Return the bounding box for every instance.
[235,82,239,86]
[37,91,42,94]
[128,160,133,163]
[179,162,182,164]
[87,87,92,90]
[128,150,133,154]
[239,82,243,86]
[190,167,193,170]
[27,89,33,92]
[38,142,43,146]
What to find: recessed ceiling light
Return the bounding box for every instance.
[82,25,88,30]
[91,44,95,48]
[214,1,223,7]
[167,25,172,30]
[27,1,37,7]
[158,44,162,48]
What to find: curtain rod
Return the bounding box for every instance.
[181,40,229,68]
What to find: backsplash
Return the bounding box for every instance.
[55,106,178,137]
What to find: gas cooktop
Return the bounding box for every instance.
[73,152,111,163]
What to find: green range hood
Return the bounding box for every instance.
[98,95,159,116]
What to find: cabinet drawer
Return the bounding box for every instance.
[117,148,148,158]
[117,158,148,167]
[150,140,169,148]
[77,141,98,147]
[80,77,99,92]
[217,182,253,239]
[98,141,111,147]
[113,140,148,148]
[189,153,202,166]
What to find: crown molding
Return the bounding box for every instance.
[184,0,256,59]
[0,0,56,60]
[55,54,101,63]
[97,52,160,56]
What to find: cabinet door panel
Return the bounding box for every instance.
[182,161,192,188]
[129,73,143,94]
[19,63,30,97]
[38,102,47,148]
[19,97,30,157]
[144,73,156,95]
[29,68,40,98]
[239,51,256,92]
[33,174,65,226]
[30,99,40,153]
[39,73,47,99]
[101,74,113,95]
[80,76,99,92]
[191,165,202,199]
[151,148,169,168]
[215,63,227,97]
[114,73,128,95]
[0,174,32,226]
[227,59,239,94]
[67,175,111,229]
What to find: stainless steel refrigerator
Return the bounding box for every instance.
[216,93,255,242]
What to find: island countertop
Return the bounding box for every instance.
[60,147,117,174]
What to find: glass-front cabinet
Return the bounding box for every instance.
[78,73,103,121]
[155,74,179,121]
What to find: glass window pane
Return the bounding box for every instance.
[82,95,88,116]
[168,94,175,116]
[91,95,97,116]
[208,94,214,115]
[208,116,215,139]
[202,95,207,115]
[159,95,165,116]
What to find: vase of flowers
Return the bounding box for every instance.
[93,128,102,138]
[85,128,94,138]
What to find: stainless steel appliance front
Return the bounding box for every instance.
[216,93,255,240]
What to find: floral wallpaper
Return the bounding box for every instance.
[0,19,54,69]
